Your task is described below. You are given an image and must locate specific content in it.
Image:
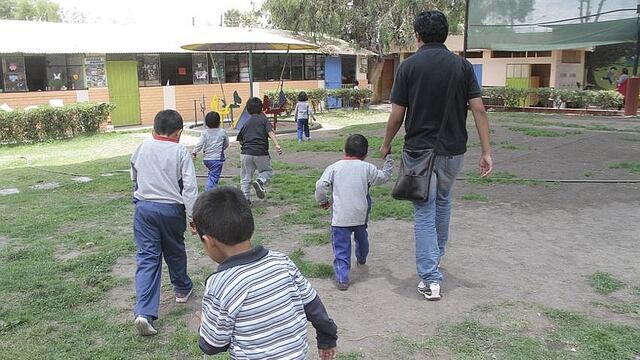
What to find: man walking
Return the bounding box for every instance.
[380,11,493,301]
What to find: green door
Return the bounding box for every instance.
[107,61,141,126]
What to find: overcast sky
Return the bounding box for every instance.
[54,0,266,26]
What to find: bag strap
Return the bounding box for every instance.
[434,56,463,153]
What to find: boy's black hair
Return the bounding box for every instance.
[622,68,629,75]
[298,91,308,102]
[154,109,184,135]
[246,97,263,115]
[192,187,255,246]
[205,111,221,128]
[413,11,449,44]
[345,134,368,158]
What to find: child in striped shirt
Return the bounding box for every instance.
[192,187,338,359]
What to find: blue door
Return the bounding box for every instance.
[325,56,342,108]
[472,64,483,86]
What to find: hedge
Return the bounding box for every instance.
[264,88,373,115]
[0,102,115,144]
[482,87,623,110]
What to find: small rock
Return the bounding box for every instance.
[570,348,577,352]
[85,242,95,247]
[30,182,60,190]
[72,176,93,183]
[0,188,20,196]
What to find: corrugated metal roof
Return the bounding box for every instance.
[0,20,373,56]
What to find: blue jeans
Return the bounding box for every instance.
[133,201,192,320]
[413,154,464,285]
[331,225,369,284]
[297,118,310,141]
[203,160,224,191]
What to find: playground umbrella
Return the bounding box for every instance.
[181,28,319,98]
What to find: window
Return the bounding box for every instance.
[252,53,269,81]
[85,57,107,88]
[137,54,161,87]
[225,55,240,83]
[492,51,512,58]
[25,56,47,91]
[465,51,483,58]
[2,56,27,92]
[45,54,85,91]
[316,55,325,80]
[193,54,209,85]
[268,54,288,81]
[304,54,316,80]
[160,54,193,86]
[209,54,225,83]
[532,51,551,57]
[291,54,304,80]
[562,50,581,64]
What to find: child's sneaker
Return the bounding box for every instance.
[175,289,193,303]
[134,315,157,336]
[417,281,441,301]
[252,179,265,199]
[335,279,349,291]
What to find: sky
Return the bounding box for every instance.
[54,0,266,26]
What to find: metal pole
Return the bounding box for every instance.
[249,47,254,98]
[463,0,470,58]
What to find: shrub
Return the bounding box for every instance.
[502,87,531,107]
[481,87,623,110]
[0,102,114,144]
[264,88,327,115]
[594,91,624,109]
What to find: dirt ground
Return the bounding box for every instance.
[109,113,640,358]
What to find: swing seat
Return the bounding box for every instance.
[262,94,287,115]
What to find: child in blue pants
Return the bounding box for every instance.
[315,134,393,290]
[294,91,316,143]
[192,112,229,191]
[130,110,198,336]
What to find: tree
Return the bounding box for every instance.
[223,8,262,28]
[585,43,635,89]
[0,0,61,22]
[262,0,465,55]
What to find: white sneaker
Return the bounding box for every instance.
[175,289,193,303]
[134,315,158,336]
[417,281,441,301]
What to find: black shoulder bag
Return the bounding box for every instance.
[391,60,460,202]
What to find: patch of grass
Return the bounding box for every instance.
[336,352,364,360]
[289,249,334,278]
[589,272,626,294]
[302,232,331,246]
[593,301,640,315]
[509,126,566,137]
[465,171,539,186]
[460,192,489,202]
[584,171,595,178]
[608,162,640,175]
[499,141,528,150]
[369,186,414,221]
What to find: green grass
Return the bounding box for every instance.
[509,126,568,137]
[499,141,529,150]
[302,232,331,246]
[584,171,595,178]
[336,352,365,360]
[621,134,640,142]
[593,302,640,315]
[608,162,640,174]
[289,249,334,278]
[460,192,489,202]
[589,272,626,294]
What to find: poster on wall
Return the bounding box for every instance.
[3,56,27,92]
[85,57,107,88]
[193,54,209,85]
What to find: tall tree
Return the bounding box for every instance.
[223,8,262,28]
[0,0,61,21]
[263,0,465,55]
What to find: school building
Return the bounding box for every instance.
[0,20,372,126]
[374,35,587,102]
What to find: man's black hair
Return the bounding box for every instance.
[413,11,449,44]
[622,68,629,75]
[298,91,308,102]
[345,134,368,158]
[246,97,263,115]
[192,187,255,246]
[205,111,221,128]
[154,109,184,135]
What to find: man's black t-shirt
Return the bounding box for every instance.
[237,114,273,156]
[390,43,482,155]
